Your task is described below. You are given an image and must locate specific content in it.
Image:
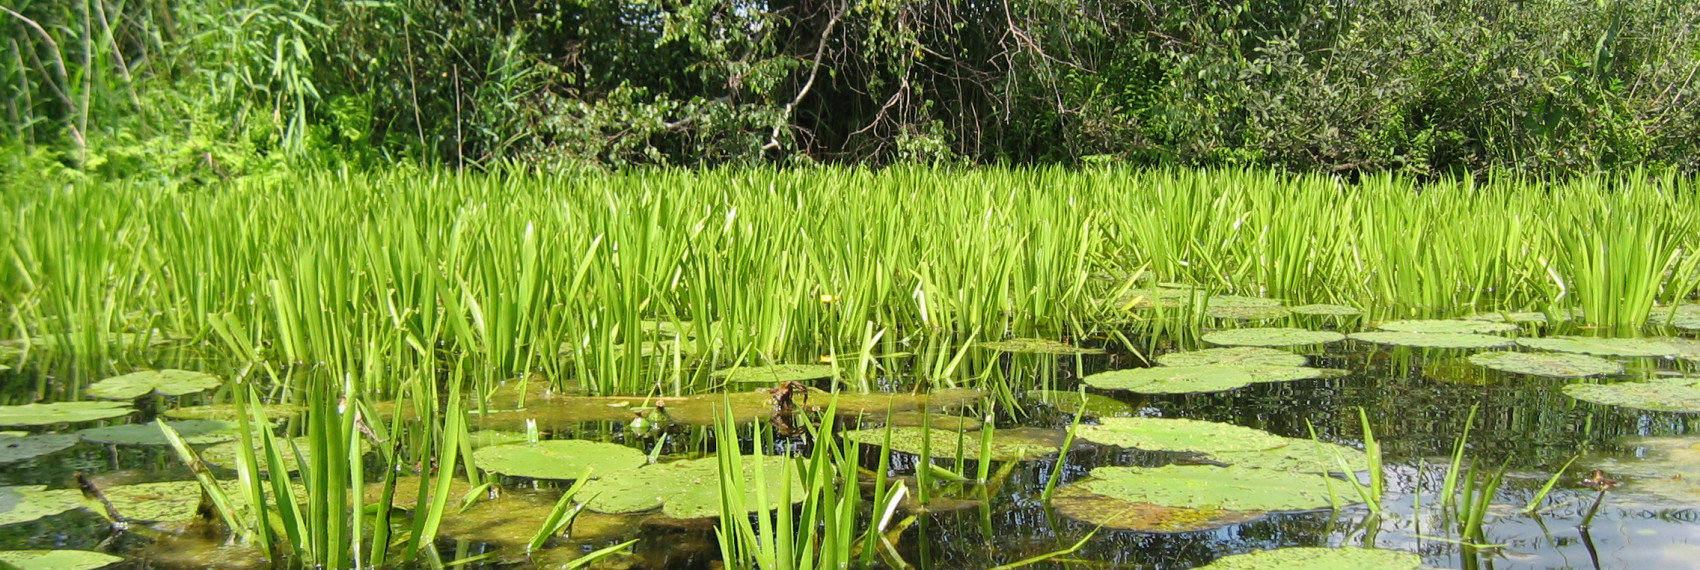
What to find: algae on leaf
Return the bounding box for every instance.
[1290,304,1362,316]
[1155,347,1306,367]
[1050,484,1264,532]
[163,403,306,422]
[1205,439,1370,474]
[1202,328,1344,348]
[1205,306,1292,321]
[0,486,80,527]
[1024,390,1135,417]
[1197,547,1422,570]
[710,363,837,384]
[0,550,124,570]
[581,456,806,519]
[1082,364,1328,394]
[1067,464,1340,512]
[0,402,133,426]
[86,370,221,400]
[840,426,1062,461]
[1515,336,1680,358]
[0,433,79,464]
[77,420,238,446]
[1076,417,1289,454]
[1564,378,1700,413]
[101,480,249,522]
[471,440,647,480]
[1348,332,1513,350]
[1376,319,1518,335]
[1468,351,1622,378]
[977,338,1104,355]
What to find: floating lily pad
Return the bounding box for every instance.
[1197,547,1422,570]
[710,364,837,384]
[1076,417,1289,454]
[582,456,806,519]
[77,420,238,446]
[1348,332,1513,349]
[866,413,983,431]
[1375,320,1518,335]
[0,434,79,464]
[471,440,647,480]
[1155,347,1306,367]
[977,339,1104,355]
[841,426,1062,461]
[1082,365,1328,394]
[1205,439,1370,473]
[1564,378,1700,412]
[1468,351,1622,378]
[1050,484,1263,532]
[1207,295,1283,308]
[201,436,371,473]
[86,370,221,400]
[101,480,247,522]
[1469,310,1573,324]
[0,550,124,570]
[0,486,80,527]
[1202,328,1344,348]
[0,402,133,426]
[436,489,631,546]
[1582,435,1700,506]
[1515,336,1680,358]
[1289,304,1362,316]
[1119,288,1201,309]
[459,385,982,431]
[162,403,306,422]
[1024,390,1135,417]
[1205,305,1292,320]
[1064,465,1339,513]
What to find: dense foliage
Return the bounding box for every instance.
[4,0,1698,178]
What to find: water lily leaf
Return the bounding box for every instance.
[840,427,1062,461]
[460,385,982,431]
[1205,305,1291,320]
[201,436,371,473]
[0,402,133,426]
[1024,390,1135,417]
[864,412,983,431]
[436,488,631,546]
[582,456,806,519]
[977,339,1104,355]
[1076,417,1289,454]
[101,480,247,522]
[86,370,221,400]
[0,550,124,570]
[710,364,837,384]
[1155,347,1306,367]
[1469,310,1573,324]
[1290,304,1362,316]
[1207,295,1283,308]
[1082,365,1328,394]
[0,486,80,527]
[1204,439,1370,473]
[1119,288,1201,309]
[1468,351,1622,378]
[1202,328,1345,348]
[1564,378,1700,412]
[1515,336,1680,358]
[1376,320,1518,334]
[471,440,647,480]
[0,434,79,464]
[1050,484,1264,532]
[1069,464,1340,511]
[77,420,238,446]
[1197,547,1422,570]
[1348,332,1513,349]
[163,403,307,422]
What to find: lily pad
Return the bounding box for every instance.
[1564,378,1700,412]
[1515,336,1680,358]
[1290,304,1362,316]
[1202,328,1345,348]
[86,370,221,400]
[0,402,133,426]
[1065,464,1339,512]
[77,420,238,446]
[1076,417,1289,454]
[582,455,806,519]
[201,436,371,473]
[1198,547,1422,570]
[1024,390,1135,417]
[1155,347,1306,367]
[101,480,247,522]
[0,434,80,464]
[1348,332,1513,349]
[1050,484,1263,532]
[1082,365,1328,394]
[1207,295,1283,308]
[0,550,124,570]
[977,339,1104,355]
[1468,351,1622,378]
[436,489,632,546]
[162,403,307,422]
[471,440,647,480]
[1375,320,1518,335]
[1469,310,1572,324]
[840,426,1062,461]
[1204,439,1370,473]
[1119,288,1202,309]
[1205,306,1292,320]
[0,486,80,527]
[710,363,837,384]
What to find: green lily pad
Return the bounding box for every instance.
[0,486,80,527]
[0,434,79,464]
[1076,417,1289,454]
[1082,365,1328,394]
[200,436,371,473]
[1289,304,1362,316]
[0,550,124,570]
[841,427,1062,461]
[1205,439,1370,473]
[0,402,133,426]
[1515,336,1680,358]
[1155,347,1306,367]
[86,370,221,400]
[101,480,247,522]
[471,440,647,480]
[77,420,238,446]
[1469,310,1573,324]
[1198,547,1422,570]
[1050,484,1264,532]
[1205,305,1292,320]
[1068,464,1340,512]
[1564,378,1700,412]
[1202,328,1345,348]
[1348,332,1513,349]
[977,339,1104,355]
[162,403,307,422]
[1468,351,1622,378]
[435,489,631,546]
[1119,288,1202,309]
[1207,296,1283,308]
[710,364,837,384]
[582,456,806,519]
[1375,320,1518,334]
[1024,390,1135,417]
